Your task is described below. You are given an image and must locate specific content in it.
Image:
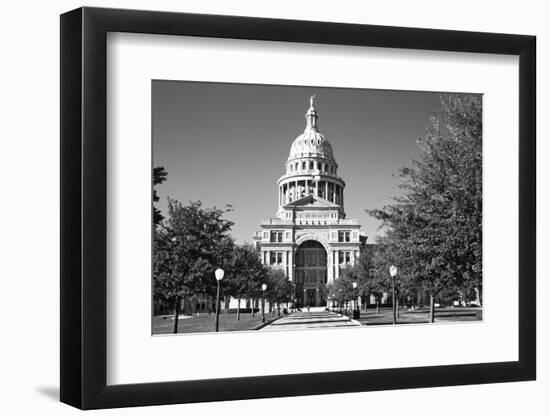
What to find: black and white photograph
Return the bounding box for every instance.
[152,81,483,335]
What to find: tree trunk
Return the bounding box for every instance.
[252,298,256,317]
[237,298,241,321]
[376,298,380,315]
[429,293,435,323]
[277,302,281,317]
[172,297,180,334]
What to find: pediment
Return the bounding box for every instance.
[283,195,339,209]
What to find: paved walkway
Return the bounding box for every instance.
[260,310,360,331]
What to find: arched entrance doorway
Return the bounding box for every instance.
[294,240,328,308]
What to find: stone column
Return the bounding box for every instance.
[316,288,320,307]
[327,249,334,284]
[325,181,329,200]
[335,251,340,279]
[288,249,294,281]
[286,184,290,204]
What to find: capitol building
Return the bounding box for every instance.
[254,96,366,308]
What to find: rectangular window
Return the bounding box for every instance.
[345,252,351,264]
[270,252,276,264]
[270,231,283,242]
[338,251,344,264]
[276,252,283,265]
[338,231,351,242]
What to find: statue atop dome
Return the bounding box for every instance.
[309,94,316,108]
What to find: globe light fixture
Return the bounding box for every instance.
[215,268,225,281]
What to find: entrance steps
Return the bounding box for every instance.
[305,306,328,313]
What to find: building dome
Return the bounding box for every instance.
[289,130,334,160]
[288,95,335,161]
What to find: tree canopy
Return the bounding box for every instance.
[153,166,168,226]
[368,95,482,309]
[224,244,266,302]
[153,199,235,313]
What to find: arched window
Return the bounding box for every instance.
[309,161,314,170]
[317,161,321,170]
[302,161,306,170]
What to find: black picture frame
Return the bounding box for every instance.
[60,6,536,410]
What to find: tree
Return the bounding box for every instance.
[153,199,234,332]
[367,246,391,314]
[369,95,482,322]
[225,244,265,320]
[328,271,356,313]
[265,268,293,316]
[153,166,168,226]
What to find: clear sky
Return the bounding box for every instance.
[152,81,453,244]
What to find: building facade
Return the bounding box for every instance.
[254,96,366,308]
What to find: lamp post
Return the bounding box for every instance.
[352,281,360,319]
[214,268,224,332]
[316,287,320,308]
[261,283,267,322]
[389,265,398,325]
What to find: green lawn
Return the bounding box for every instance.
[351,307,482,326]
[153,312,274,334]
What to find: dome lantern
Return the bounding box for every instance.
[288,95,335,161]
[306,94,319,131]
